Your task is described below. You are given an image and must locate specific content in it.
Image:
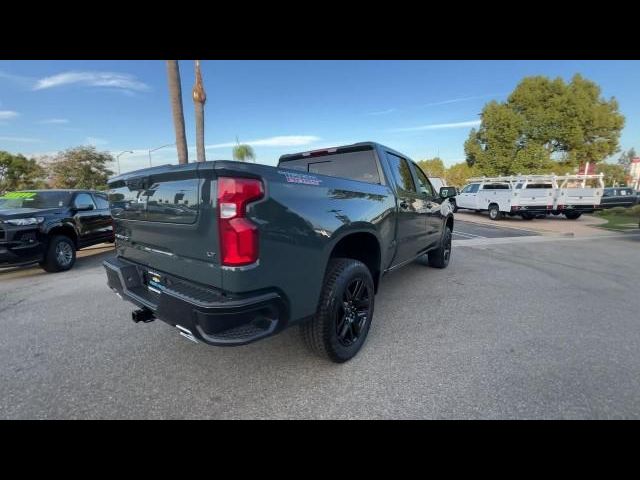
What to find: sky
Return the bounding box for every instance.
[1,60,639,174]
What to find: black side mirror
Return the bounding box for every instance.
[439,187,456,199]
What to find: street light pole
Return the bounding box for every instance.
[115,150,133,175]
[148,143,175,167]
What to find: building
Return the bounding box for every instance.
[630,157,640,189]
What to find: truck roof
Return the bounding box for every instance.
[278,141,411,163]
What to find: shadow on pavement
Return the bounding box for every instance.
[0,244,115,281]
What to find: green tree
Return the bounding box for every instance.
[232,144,256,162]
[617,147,637,171]
[416,157,446,178]
[0,151,47,192]
[465,74,625,175]
[596,163,627,186]
[445,162,477,188]
[49,146,114,190]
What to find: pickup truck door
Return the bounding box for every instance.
[411,162,444,248]
[91,193,115,241]
[384,152,429,266]
[456,184,472,208]
[71,192,101,246]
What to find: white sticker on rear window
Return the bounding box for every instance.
[278,171,322,186]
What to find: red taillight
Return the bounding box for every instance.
[217,177,264,266]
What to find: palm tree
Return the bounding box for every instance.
[192,60,206,162]
[232,143,256,162]
[166,60,188,164]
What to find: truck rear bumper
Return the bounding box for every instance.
[103,256,288,346]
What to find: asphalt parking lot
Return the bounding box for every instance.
[1,228,640,419]
[454,220,539,240]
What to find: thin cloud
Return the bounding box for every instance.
[367,108,396,116]
[206,135,321,149]
[369,93,506,117]
[419,93,507,108]
[391,120,481,132]
[0,110,19,120]
[34,71,150,92]
[0,136,41,143]
[39,118,69,124]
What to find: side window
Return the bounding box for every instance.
[93,194,110,210]
[74,193,96,209]
[516,183,523,189]
[386,153,416,193]
[412,163,435,197]
[483,183,509,190]
[468,183,480,193]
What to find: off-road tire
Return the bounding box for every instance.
[300,258,374,363]
[428,226,452,268]
[40,235,76,273]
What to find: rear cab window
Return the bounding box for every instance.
[108,178,201,224]
[279,147,382,184]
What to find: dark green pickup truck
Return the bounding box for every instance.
[103,142,456,362]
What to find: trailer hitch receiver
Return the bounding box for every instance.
[132,308,155,323]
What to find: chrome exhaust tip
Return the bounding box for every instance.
[176,324,198,343]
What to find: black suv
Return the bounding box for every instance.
[0,189,114,272]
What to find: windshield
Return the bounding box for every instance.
[0,191,72,209]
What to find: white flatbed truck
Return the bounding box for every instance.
[454,173,604,220]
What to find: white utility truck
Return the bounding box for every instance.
[454,173,604,220]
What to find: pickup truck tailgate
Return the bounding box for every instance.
[108,162,223,289]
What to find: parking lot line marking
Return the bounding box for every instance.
[453,231,486,239]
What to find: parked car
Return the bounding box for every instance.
[600,187,639,209]
[103,142,456,362]
[0,189,114,272]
